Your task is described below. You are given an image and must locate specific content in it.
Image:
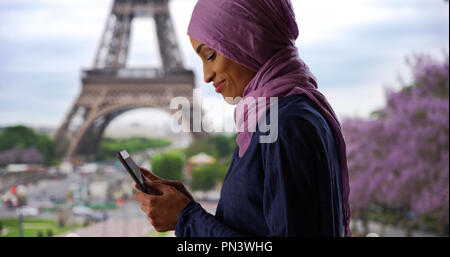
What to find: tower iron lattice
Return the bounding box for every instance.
[54,0,208,162]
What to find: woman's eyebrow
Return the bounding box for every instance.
[196,43,205,54]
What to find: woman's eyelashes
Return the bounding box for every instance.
[207,51,217,61]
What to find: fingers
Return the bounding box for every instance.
[139,167,161,181]
[135,191,161,210]
[134,183,145,190]
[134,180,185,233]
[138,167,184,194]
[146,216,169,232]
[144,181,173,194]
[135,191,151,203]
[140,204,150,214]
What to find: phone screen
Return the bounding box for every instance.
[119,150,145,188]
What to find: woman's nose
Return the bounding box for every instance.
[203,66,215,83]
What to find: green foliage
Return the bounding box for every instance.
[96,137,171,161]
[0,125,57,165]
[151,151,184,181]
[86,202,117,210]
[185,139,218,158]
[0,126,36,150]
[215,163,229,182]
[183,134,235,192]
[36,134,57,165]
[0,218,82,237]
[223,154,234,169]
[185,133,237,160]
[206,134,234,158]
[191,164,219,192]
[191,163,228,192]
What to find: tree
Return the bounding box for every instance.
[343,53,449,236]
[185,138,218,159]
[97,137,171,161]
[191,165,217,192]
[206,134,237,159]
[190,163,229,192]
[0,125,57,165]
[184,134,236,193]
[151,151,184,181]
[185,133,237,160]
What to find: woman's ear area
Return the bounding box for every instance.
[189,37,201,54]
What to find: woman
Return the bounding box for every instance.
[134,0,351,237]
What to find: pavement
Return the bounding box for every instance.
[351,219,439,237]
[56,217,154,237]
[0,175,221,237]
[55,200,219,237]
[55,200,439,237]
[1,177,439,237]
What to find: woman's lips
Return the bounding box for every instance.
[215,80,226,93]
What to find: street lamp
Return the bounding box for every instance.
[13,185,26,237]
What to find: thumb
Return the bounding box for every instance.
[139,167,162,182]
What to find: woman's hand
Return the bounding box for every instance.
[134,167,193,232]
[139,166,193,200]
[134,180,190,232]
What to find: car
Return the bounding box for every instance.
[72,205,94,216]
[37,200,56,212]
[72,205,105,222]
[16,206,39,217]
[88,212,105,222]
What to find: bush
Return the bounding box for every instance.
[185,133,237,160]
[206,134,233,158]
[0,125,58,165]
[191,165,218,192]
[191,163,229,192]
[185,139,218,158]
[151,151,184,181]
[96,137,171,161]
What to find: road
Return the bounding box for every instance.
[57,200,439,237]
[1,175,439,237]
[1,172,220,237]
[0,176,75,218]
[56,200,219,237]
[56,201,154,237]
[351,219,438,237]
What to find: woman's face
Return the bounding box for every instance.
[190,37,256,104]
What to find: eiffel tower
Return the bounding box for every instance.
[54,0,206,163]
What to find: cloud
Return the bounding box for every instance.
[127,18,161,67]
[0,0,448,129]
[323,83,387,120]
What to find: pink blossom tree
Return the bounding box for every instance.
[343,53,449,236]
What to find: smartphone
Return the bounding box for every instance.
[117,149,149,194]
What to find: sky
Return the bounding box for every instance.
[0,0,448,134]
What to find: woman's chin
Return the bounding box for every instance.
[223,94,241,105]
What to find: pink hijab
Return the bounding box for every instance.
[188,0,351,237]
